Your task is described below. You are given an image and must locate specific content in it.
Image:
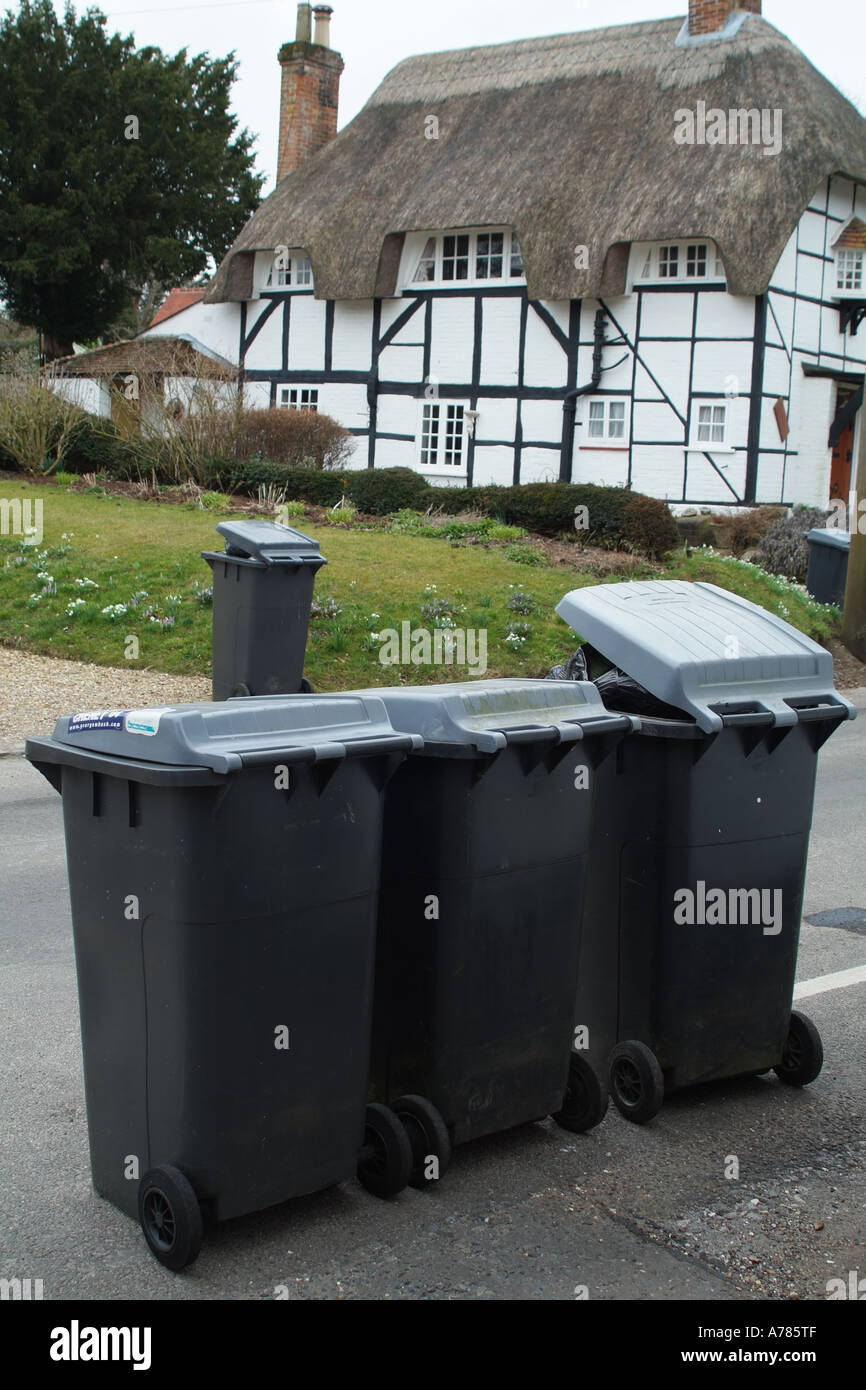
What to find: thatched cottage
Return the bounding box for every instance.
[141,0,866,509]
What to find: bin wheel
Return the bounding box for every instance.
[229,682,251,698]
[774,1011,824,1087]
[138,1166,203,1271]
[357,1103,413,1199]
[552,1055,609,1133]
[608,1041,665,1124]
[299,677,315,694]
[391,1095,452,1188]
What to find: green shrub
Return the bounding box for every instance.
[388,508,437,536]
[54,471,76,487]
[345,467,432,515]
[622,494,679,559]
[199,491,232,511]
[60,413,134,477]
[324,500,358,525]
[759,507,829,582]
[205,460,344,505]
[504,544,547,566]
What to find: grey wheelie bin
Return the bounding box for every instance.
[553,580,856,1124]
[25,696,421,1269]
[355,679,635,1179]
[202,519,326,700]
[806,527,850,608]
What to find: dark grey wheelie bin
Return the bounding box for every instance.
[554,580,856,1124]
[202,519,326,700]
[355,679,635,1179]
[806,527,850,608]
[26,695,421,1269]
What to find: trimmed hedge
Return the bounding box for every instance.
[344,466,432,515]
[203,466,677,557]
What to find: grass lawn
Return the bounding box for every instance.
[0,477,840,689]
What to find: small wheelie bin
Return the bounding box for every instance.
[202,519,326,699]
[26,695,420,1268]
[358,678,634,1179]
[554,580,856,1123]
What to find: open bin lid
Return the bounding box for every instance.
[203,520,326,567]
[352,679,636,754]
[556,580,856,734]
[25,695,420,783]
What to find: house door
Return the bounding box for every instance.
[830,387,856,501]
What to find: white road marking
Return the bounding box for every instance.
[793,964,866,999]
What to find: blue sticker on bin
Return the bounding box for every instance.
[68,710,128,734]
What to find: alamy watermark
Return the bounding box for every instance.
[376,621,487,676]
[1,1276,43,1300]
[0,497,43,546]
[673,881,782,936]
[674,101,783,158]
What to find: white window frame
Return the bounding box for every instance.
[401,228,525,290]
[835,247,864,296]
[279,387,318,411]
[580,397,631,448]
[689,400,733,452]
[416,400,468,473]
[637,241,725,285]
[262,249,314,291]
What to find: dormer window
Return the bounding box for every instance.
[638,241,724,284]
[260,248,313,291]
[830,219,866,334]
[837,248,863,293]
[832,220,866,298]
[403,228,524,289]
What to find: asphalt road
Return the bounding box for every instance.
[1,696,864,1302]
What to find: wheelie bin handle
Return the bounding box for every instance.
[495,714,636,747]
[237,733,422,766]
[717,692,855,730]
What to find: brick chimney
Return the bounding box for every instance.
[277,4,344,183]
[688,1,761,36]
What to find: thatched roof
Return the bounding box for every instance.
[206,13,866,305]
[57,335,236,377]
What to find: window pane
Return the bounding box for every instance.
[295,257,312,285]
[697,405,712,442]
[413,237,437,282]
[660,245,678,278]
[687,244,708,278]
[475,233,490,279]
[838,248,863,291]
[510,236,524,277]
[588,401,605,438]
[608,401,625,438]
[420,403,440,466]
[444,404,464,465]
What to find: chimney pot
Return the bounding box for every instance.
[313,5,333,47]
[295,2,311,44]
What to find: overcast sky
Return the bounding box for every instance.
[51,0,866,196]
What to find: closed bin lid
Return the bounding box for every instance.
[350,678,635,753]
[556,580,855,733]
[26,695,420,781]
[205,519,326,566]
[806,527,851,552]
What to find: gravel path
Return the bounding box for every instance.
[0,648,210,751]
